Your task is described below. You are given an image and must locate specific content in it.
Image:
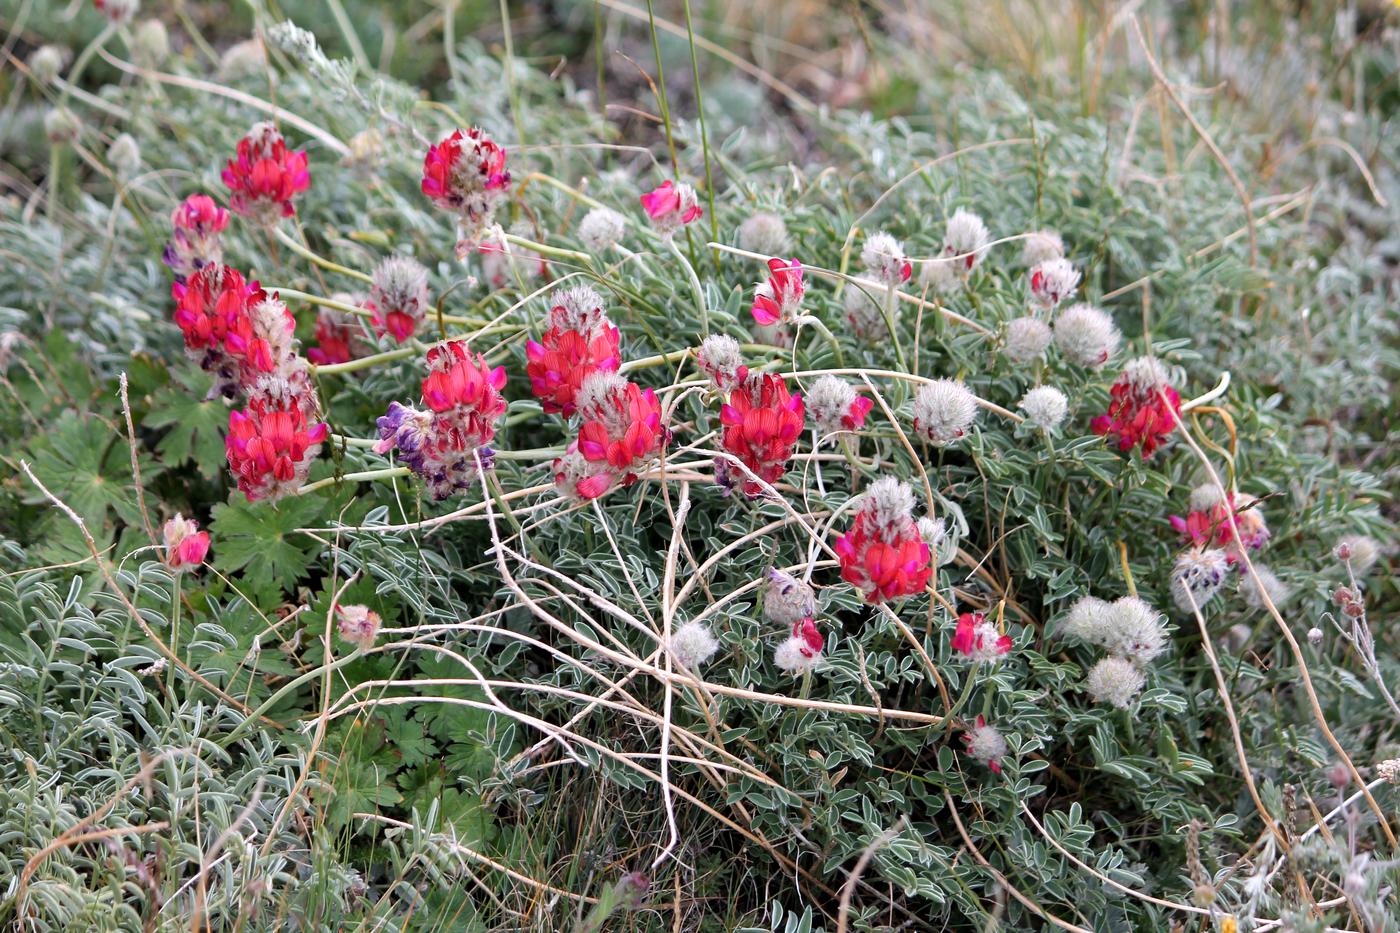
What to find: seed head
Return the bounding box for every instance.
[107,133,141,179]
[1060,596,1111,643]
[132,19,169,67]
[1028,257,1080,309]
[578,207,627,253]
[911,379,977,446]
[1020,229,1064,267]
[1100,596,1167,664]
[668,621,719,669]
[1004,316,1052,364]
[28,45,68,83]
[1053,303,1120,368]
[737,212,790,256]
[1334,534,1380,575]
[942,208,991,274]
[1085,657,1146,708]
[44,107,81,145]
[1019,386,1068,432]
[695,334,747,393]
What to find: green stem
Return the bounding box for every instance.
[221,647,365,747]
[799,315,845,367]
[273,227,373,283]
[297,466,410,496]
[881,284,909,373]
[502,231,591,264]
[166,575,182,697]
[60,22,117,108]
[680,0,720,275]
[667,237,708,337]
[311,345,417,376]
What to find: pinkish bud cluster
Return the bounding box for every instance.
[694,334,748,394]
[222,122,310,226]
[336,604,382,649]
[640,180,702,238]
[421,127,511,238]
[751,258,805,327]
[163,195,230,295]
[162,514,210,572]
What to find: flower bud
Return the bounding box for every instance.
[1306,627,1323,645]
[28,45,68,83]
[763,569,816,626]
[668,621,719,670]
[107,133,141,179]
[44,107,81,145]
[578,207,627,253]
[737,211,790,256]
[336,604,381,649]
[162,514,210,572]
[132,19,170,67]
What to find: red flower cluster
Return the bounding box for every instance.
[163,194,229,295]
[556,374,667,500]
[422,127,511,234]
[307,298,365,366]
[751,258,804,327]
[226,402,328,501]
[222,122,310,225]
[376,342,508,500]
[951,612,1012,662]
[526,286,622,415]
[718,373,805,497]
[834,479,932,603]
[1169,488,1270,562]
[1090,357,1180,456]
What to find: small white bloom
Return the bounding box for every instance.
[132,19,169,67]
[695,334,747,393]
[942,208,991,275]
[917,516,947,553]
[1085,657,1146,708]
[737,212,790,256]
[1170,549,1231,613]
[1188,483,1228,514]
[44,107,80,145]
[806,375,860,437]
[107,133,141,179]
[1019,386,1068,432]
[963,721,1007,768]
[912,379,977,447]
[1241,566,1291,611]
[1020,229,1064,267]
[28,45,68,83]
[1060,596,1111,643]
[1004,317,1052,364]
[1029,257,1080,309]
[1053,304,1120,368]
[861,232,910,287]
[1101,597,1167,664]
[860,477,918,538]
[1377,758,1400,785]
[774,636,821,674]
[578,207,627,253]
[1123,356,1172,394]
[218,38,268,81]
[918,257,962,295]
[669,621,719,669]
[843,286,887,341]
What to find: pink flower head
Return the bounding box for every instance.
[162,513,210,571]
[1028,257,1080,310]
[717,373,805,497]
[221,122,310,225]
[834,478,932,603]
[225,402,328,501]
[793,617,824,658]
[951,612,1012,663]
[307,305,361,366]
[526,286,621,415]
[1169,488,1270,566]
[163,194,230,289]
[640,180,701,237]
[751,258,805,327]
[1090,357,1180,457]
[336,604,382,649]
[573,373,668,496]
[421,127,511,234]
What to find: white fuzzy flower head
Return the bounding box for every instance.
[843,286,887,342]
[1053,304,1120,368]
[763,569,817,626]
[107,133,141,179]
[942,208,991,275]
[963,720,1008,770]
[1334,535,1380,576]
[669,621,719,669]
[1019,386,1069,433]
[912,379,977,447]
[774,636,821,674]
[1377,759,1400,786]
[575,371,629,428]
[548,284,609,335]
[918,256,962,295]
[1029,257,1081,309]
[695,334,747,393]
[218,38,268,81]
[371,256,431,320]
[806,375,860,437]
[1241,566,1291,611]
[28,45,68,83]
[1101,596,1167,664]
[1060,596,1111,643]
[738,212,790,256]
[44,107,80,145]
[1021,230,1064,267]
[1086,657,1147,709]
[1188,483,1229,514]
[861,232,911,287]
[917,516,948,563]
[1123,356,1173,395]
[132,19,169,68]
[1004,317,1052,364]
[860,477,918,542]
[1170,549,1231,613]
[578,207,627,253]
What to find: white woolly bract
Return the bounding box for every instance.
[806,375,859,436]
[1170,549,1231,613]
[763,569,817,626]
[774,636,820,674]
[943,208,991,271]
[696,334,746,390]
[912,379,977,446]
[1060,596,1111,643]
[737,212,790,256]
[1053,304,1120,368]
[1021,229,1064,267]
[843,286,887,341]
[1241,566,1291,610]
[1101,596,1168,664]
[1004,317,1052,363]
[860,477,917,541]
[669,621,719,669]
[1335,534,1380,575]
[860,231,908,286]
[964,724,1007,764]
[1086,657,1146,708]
[578,207,627,253]
[1019,386,1068,432]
